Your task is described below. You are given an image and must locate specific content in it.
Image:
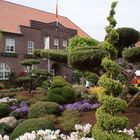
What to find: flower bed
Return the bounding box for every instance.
[59,100,100,112]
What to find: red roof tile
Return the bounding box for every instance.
[0,0,90,37]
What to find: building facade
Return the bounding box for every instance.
[0,0,89,81]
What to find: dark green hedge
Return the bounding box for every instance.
[122,47,140,63]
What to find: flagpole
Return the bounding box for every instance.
[56,0,58,27]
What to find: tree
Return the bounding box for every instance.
[18,59,51,93]
[115,27,140,56]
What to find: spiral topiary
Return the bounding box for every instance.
[93,1,131,140]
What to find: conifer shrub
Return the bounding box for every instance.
[93,1,131,140]
[98,75,123,97]
[47,76,75,104]
[11,118,55,140]
[28,101,60,118]
[0,103,10,118]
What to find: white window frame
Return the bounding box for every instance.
[0,63,11,80]
[5,38,15,53]
[63,39,68,50]
[27,41,34,54]
[54,38,59,49]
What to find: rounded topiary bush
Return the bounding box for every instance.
[28,101,60,118]
[47,76,75,104]
[0,103,10,118]
[85,73,99,85]
[11,118,55,140]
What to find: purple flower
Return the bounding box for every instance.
[19,102,28,108]
[59,100,100,112]
[59,105,65,111]
[91,103,100,109]
[10,105,17,110]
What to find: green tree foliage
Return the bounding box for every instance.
[68,36,99,51]
[115,27,140,56]
[18,59,51,93]
[122,47,140,63]
[116,27,140,48]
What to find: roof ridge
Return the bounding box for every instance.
[3,0,65,18]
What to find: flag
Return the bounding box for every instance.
[56,0,58,25]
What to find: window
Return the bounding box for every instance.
[63,39,68,50]
[25,65,37,73]
[0,63,10,80]
[44,37,50,49]
[28,41,34,54]
[5,38,15,53]
[54,38,59,49]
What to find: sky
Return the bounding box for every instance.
[5,0,140,41]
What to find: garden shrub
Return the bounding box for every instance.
[0,83,5,89]
[59,110,80,131]
[47,76,75,104]
[101,57,120,78]
[28,101,60,118]
[99,95,127,113]
[135,127,140,139]
[93,1,130,140]
[16,95,30,102]
[128,85,139,95]
[98,75,123,97]
[88,86,106,98]
[0,122,13,135]
[11,118,55,140]
[85,73,99,85]
[122,47,140,63]
[0,103,10,118]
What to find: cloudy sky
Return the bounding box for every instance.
[6,0,140,41]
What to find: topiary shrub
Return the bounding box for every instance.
[85,73,99,86]
[93,1,131,140]
[98,75,123,97]
[28,101,60,118]
[47,76,75,104]
[122,47,140,63]
[0,103,10,118]
[11,118,55,140]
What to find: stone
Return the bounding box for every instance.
[0,116,17,127]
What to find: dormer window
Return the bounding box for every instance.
[54,38,59,49]
[5,38,15,53]
[28,41,34,54]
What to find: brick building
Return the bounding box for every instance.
[0,0,89,81]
